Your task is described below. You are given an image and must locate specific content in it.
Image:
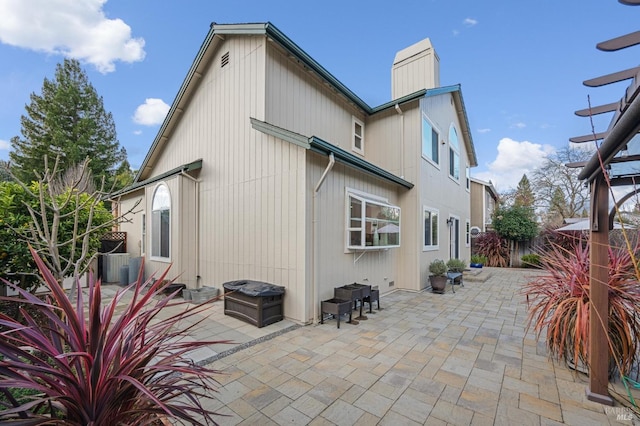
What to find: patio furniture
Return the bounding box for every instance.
[446,272,463,293]
[223,280,285,328]
[320,298,353,328]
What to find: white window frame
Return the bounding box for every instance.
[465,165,470,191]
[346,188,400,250]
[449,124,460,181]
[423,206,439,251]
[421,113,440,167]
[151,183,171,262]
[141,212,146,256]
[352,116,365,155]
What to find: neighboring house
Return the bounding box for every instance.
[115,22,477,324]
[469,177,498,233]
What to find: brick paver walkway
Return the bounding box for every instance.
[186,268,635,425]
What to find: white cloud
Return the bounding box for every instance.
[0,0,145,73]
[511,122,526,129]
[133,130,142,135]
[0,139,9,150]
[133,98,170,126]
[474,137,555,192]
[477,128,491,134]
[463,18,478,27]
[452,29,460,36]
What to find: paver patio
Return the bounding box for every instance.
[107,267,637,425]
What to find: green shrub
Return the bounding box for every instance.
[521,253,541,268]
[429,259,447,276]
[446,258,466,272]
[470,254,487,265]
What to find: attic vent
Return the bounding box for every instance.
[221,51,229,68]
[470,226,482,237]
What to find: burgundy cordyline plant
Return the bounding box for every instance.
[524,238,640,376]
[0,247,225,425]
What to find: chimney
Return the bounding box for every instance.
[392,38,440,99]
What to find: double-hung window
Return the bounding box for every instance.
[449,125,460,180]
[423,206,439,250]
[347,189,400,250]
[151,183,171,259]
[422,114,439,165]
[352,116,364,155]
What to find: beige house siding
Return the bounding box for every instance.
[306,152,401,319]
[265,43,366,155]
[470,180,485,230]
[117,25,477,325]
[418,94,472,287]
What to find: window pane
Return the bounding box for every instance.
[431,213,438,246]
[350,230,362,246]
[424,210,432,246]
[350,197,362,220]
[152,184,170,258]
[432,129,439,163]
[449,126,459,150]
[354,135,362,150]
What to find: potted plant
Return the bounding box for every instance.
[428,259,448,293]
[446,258,466,285]
[470,254,487,268]
[0,247,225,424]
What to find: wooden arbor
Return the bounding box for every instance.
[569,0,640,405]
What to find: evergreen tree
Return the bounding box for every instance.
[9,59,125,188]
[514,174,535,209]
[0,160,12,182]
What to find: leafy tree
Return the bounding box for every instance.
[531,147,591,226]
[493,204,539,267]
[9,59,125,189]
[0,157,128,291]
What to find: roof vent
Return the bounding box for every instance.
[221,51,229,68]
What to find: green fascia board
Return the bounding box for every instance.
[113,159,203,197]
[250,118,310,149]
[309,137,414,189]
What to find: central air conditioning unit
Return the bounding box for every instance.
[103,253,130,283]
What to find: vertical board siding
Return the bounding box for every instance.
[128,35,307,322]
[418,95,472,287]
[306,152,403,313]
[265,44,360,150]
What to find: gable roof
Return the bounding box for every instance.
[135,22,476,180]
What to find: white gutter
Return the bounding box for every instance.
[312,153,335,324]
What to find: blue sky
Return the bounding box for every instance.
[0,0,638,191]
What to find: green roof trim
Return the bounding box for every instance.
[309,137,414,189]
[113,159,203,197]
[250,118,310,149]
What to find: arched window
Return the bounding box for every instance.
[449,125,460,180]
[152,184,170,259]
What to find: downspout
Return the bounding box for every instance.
[180,171,201,288]
[312,153,335,324]
[395,103,404,178]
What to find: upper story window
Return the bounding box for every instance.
[449,125,460,180]
[423,206,439,250]
[346,189,400,250]
[422,114,439,165]
[151,183,171,259]
[352,116,364,155]
[465,165,470,190]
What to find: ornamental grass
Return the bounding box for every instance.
[524,238,640,376]
[0,247,226,425]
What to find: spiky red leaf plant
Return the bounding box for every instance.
[524,238,640,376]
[0,247,227,425]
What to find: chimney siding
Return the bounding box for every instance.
[392,38,440,99]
